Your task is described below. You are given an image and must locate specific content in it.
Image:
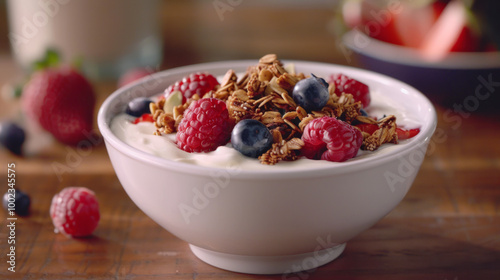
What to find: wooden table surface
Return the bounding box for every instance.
[1,1,499,279]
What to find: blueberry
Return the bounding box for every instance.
[231,119,273,158]
[125,97,153,117]
[0,121,25,155]
[292,74,330,112]
[3,189,30,216]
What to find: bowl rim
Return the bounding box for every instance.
[342,29,500,69]
[98,60,437,179]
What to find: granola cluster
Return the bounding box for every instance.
[150,54,400,165]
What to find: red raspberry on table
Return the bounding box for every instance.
[164,73,219,103]
[50,187,100,237]
[328,73,370,108]
[301,117,363,162]
[177,98,232,153]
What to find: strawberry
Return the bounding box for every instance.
[396,127,420,140]
[355,123,420,140]
[395,1,446,49]
[420,0,481,60]
[133,113,155,124]
[21,66,96,145]
[360,0,403,46]
[355,123,378,135]
[450,25,480,52]
[342,0,362,29]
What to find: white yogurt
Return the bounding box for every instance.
[110,90,420,170]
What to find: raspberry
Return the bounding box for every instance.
[177,98,232,153]
[301,117,362,162]
[328,73,370,108]
[50,187,100,237]
[164,73,219,103]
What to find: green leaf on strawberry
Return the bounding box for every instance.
[32,48,61,72]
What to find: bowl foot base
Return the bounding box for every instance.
[189,243,346,275]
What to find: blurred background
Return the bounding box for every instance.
[0,0,346,80]
[1,0,498,102]
[0,1,499,278]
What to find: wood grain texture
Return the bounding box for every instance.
[0,1,499,279]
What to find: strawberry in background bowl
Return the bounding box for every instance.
[340,0,500,108]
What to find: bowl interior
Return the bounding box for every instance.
[98,60,437,177]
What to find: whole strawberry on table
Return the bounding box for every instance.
[0,50,97,156]
[21,50,96,146]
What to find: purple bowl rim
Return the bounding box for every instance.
[342,29,500,70]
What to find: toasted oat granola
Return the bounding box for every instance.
[150,54,401,165]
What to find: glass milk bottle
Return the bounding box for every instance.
[6,0,163,80]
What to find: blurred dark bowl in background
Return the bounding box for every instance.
[342,30,500,110]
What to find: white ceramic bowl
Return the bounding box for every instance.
[98,60,437,274]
